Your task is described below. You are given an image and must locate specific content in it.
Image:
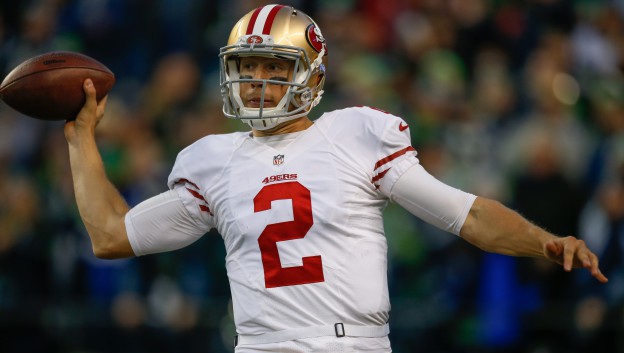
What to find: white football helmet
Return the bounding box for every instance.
[219,4,327,130]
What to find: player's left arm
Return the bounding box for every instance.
[368,108,606,283]
[460,196,608,283]
[389,163,608,284]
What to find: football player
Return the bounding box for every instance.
[64,4,608,353]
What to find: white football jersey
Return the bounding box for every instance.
[165,106,419,336]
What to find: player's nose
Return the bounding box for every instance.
[249,70,270,87]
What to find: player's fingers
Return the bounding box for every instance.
[588,252,609,283]
[593,270,609,283]
[93,95,108,128]
[562,237,578,272]
[577,249,592,268]
[82,79,97,107]
[95,94,108,117]
[74,79,100,127]
[98,95,108,110]
[99,94,108,107]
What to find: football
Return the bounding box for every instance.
[0,51,115,121]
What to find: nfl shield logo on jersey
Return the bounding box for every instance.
[273,154,284,166]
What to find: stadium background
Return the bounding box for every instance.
[0,0,623,352]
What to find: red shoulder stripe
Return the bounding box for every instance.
[374,146,415,170]
[199,204,214,216]
[371,168,390,184]
[186,187,207,202]
[176,178,200,190]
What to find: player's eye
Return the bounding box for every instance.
[268,63,287,72]
[269,77,288,82]
[240,62,255,72]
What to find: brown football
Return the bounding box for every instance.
[0,51,115,121]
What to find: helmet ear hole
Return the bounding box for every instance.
[300,89,312,103]
[317,73,324,84]
[314,72,325,89]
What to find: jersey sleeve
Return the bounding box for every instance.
[321,106,420,196]
[166,137,224,230]
[168,176,216,229]
[337,107,476,235]
[125,188,210,256]
[362,107,420,196]
[127,133,245,256]
[390,164,477,235]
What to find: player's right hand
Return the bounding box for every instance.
[64,79,108,144]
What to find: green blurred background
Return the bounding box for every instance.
[1,0,623,352]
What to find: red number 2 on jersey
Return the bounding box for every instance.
[254,181,325,288]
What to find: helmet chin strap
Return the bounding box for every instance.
[244,117,280,130]
[243,109,309,130]
[311,47,326,72]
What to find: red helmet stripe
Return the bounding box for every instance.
[246,7,263,34]
[262,5,286,34]
[246,4,287,35]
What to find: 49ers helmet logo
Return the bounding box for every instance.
[247,35,264,44]
[306,24,326,53]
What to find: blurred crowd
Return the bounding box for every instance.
[1,0,623,352]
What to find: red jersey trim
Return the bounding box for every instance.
[184,187,213,215]
[374,146,415,170]
[176,178,200,190]
[199,204,214,216]
[175,179,213,216]
[371,168,391,189]
[186,187,206,202]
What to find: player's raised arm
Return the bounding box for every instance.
[460,196,608,283]
[64,79,134,259]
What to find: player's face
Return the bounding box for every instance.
[239,56,294,108]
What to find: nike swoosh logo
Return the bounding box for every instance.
[399,122,409,131]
